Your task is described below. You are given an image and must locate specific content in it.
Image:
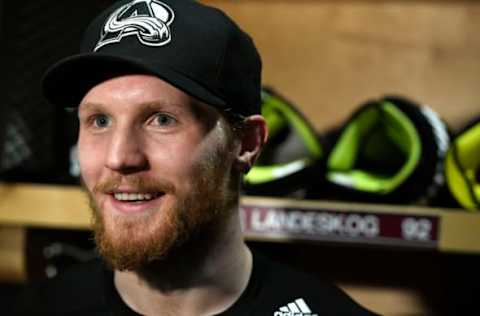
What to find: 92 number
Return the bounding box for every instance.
[401,217,432,241]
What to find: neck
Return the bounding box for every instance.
[114,210,252,316]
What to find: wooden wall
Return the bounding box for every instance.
[205,0,480,131]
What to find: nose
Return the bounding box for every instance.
[105,128,148,174]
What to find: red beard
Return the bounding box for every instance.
[87,148,238,271]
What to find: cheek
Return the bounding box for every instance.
[148,131,204,174]
[78,135,104,190]
[150,143,196,184]
[181,137,233,184]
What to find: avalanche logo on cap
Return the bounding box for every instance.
[94,0,175,51]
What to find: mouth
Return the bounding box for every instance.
[106,191,166,214]
[112,192,163,202]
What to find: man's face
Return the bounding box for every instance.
[78,74,238,270]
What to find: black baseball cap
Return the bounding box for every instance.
[42,0,262,116]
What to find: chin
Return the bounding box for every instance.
[91,197,187,270]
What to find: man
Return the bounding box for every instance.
[15,0,377,315]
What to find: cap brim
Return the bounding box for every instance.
[42,53,226,108]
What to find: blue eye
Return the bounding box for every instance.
[153,113,176,127]
[93,115,110,128]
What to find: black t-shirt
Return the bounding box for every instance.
[14,250,379,315]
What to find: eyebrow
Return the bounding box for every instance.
[141,101,186,113]
[77,101,104,112]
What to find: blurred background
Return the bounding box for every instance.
[1,1,480,315]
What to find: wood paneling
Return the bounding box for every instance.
[0,183,90,229]
[0,227,25,282]
[205,0,480,130]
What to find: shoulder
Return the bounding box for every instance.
[251,250,379,316]
[13,259,109,316]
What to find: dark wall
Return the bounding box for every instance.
[0,0,114,183]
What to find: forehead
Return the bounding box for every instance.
[78,74,225,131]
[79,74,192,110]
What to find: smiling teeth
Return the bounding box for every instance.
[114,193,158,201]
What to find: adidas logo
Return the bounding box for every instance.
[273,298,318,316]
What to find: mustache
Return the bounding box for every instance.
[92,175,176,194]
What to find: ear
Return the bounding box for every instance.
[234,115,268,174]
